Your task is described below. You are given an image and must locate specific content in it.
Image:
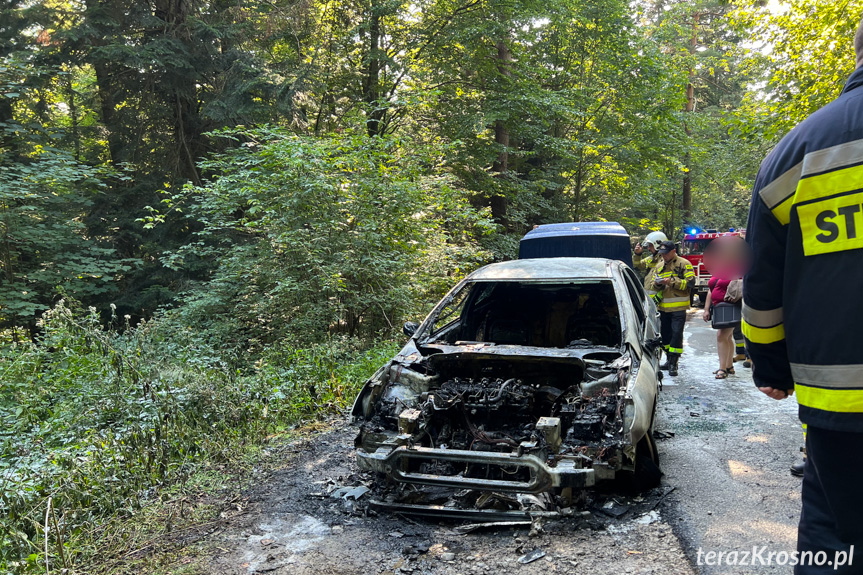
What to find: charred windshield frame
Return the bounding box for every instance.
[421,279,624,350]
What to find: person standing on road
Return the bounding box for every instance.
[743,19,863,575]
[701,276,737,379]
[651,240,695,377]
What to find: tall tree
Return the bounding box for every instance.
[38,0,311,317]
[734,0,863,140]
[409,0,684,250]
[637,0,754,234]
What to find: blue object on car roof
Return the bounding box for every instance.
[518,222,633,267]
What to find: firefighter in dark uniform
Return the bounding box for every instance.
[743,19,863,574]
[650,240,695,377]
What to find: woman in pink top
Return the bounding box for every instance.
[702,276,735,379]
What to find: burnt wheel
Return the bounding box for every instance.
[633,431,662,491]
[615,432,662,493]
[639,429,660,466]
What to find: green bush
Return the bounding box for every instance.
[0,301,398,573]
[149,128,494,351]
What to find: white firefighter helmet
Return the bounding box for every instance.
[643,231,668,249]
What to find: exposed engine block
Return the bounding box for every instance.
[432,377,533,411]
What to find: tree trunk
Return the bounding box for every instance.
[491,40,512,174]
[489,39,512,224]
[66,73,81,162]
[81,0,126,167]
[681,13,699,223]
[571,151,585,221]
[172,75,203,186]
[93,61,123,167]
[154,0,203,184]
[364,6,384,137]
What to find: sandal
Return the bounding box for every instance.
[726,367,736,375]
[714,369,728,379]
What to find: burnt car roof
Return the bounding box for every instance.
[466,257,615,282]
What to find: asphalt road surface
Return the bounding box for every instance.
[658,309,805,574]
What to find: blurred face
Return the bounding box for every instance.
[648,243,657,254]
[703,236,750,280]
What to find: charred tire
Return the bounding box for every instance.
[640,428,660,466]
[615,432,662,494]
[632,453,662,492]
[632,431,662,493]
[634,432,662,491]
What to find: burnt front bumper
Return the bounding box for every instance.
[357,445,595,493]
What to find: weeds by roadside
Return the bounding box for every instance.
[0,300,398,574]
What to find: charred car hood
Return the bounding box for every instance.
[421,343,587,383]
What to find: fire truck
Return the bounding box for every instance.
[680,229,745,306]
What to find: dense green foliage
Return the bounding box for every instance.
[2,0,860,570]
[155,127,493,351]
[733,0,863,138]
[1,300,398,571]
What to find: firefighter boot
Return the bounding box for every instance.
[790,459,807,477]
[668,354,680,376]
[659,351,672,371]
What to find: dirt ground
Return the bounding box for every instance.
[193,420,695,575]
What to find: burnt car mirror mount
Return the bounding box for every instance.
[403,321,420,337]
[643,336,663,353]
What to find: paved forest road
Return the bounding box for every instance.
[192,310,805,575]
[659,310,803,574]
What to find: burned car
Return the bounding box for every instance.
[351,257,662,516]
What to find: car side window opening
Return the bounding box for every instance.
[621,268,647,327]
[430,281,621,348]
[428,284,475,337]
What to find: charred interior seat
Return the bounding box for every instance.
[473,284,535,345]
[487,318,530,345]
[564,289,620,347]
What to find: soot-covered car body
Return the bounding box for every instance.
[351,257,662,512]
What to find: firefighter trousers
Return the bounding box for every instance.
[659,310,686,357]
[796,426,863,574]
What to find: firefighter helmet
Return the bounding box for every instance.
[643,231,669,249]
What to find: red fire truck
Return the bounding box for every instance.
[680,229,745,306]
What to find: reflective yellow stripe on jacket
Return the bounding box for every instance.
[741,302,785,344]
[760,140,863,257]
[792,363,863,414]
[677,268,696,292]
[657,296,689,311]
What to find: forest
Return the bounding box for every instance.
[0,0,859,571]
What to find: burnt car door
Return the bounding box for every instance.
[616,265,662,464]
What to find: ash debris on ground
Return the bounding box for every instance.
[204,421,694,575]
